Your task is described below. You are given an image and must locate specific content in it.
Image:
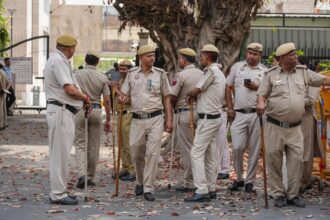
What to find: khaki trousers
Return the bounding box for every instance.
[216,111,230,174]
[75,108,102,179]
[231,112,260,184]
[120,113,134,174]
[0,94,6,129]
[265,122,303,200]
[191,117,221,194]
[176,110,197,188]
[130,115,163,193]
[301,113,315,190]
[47,104,76,200]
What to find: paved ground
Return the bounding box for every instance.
[0,112,330,220]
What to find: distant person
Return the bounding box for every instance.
[106,62,121,82]
[78,65,84,70]
[0,63,9,130]
[3,58,16,116]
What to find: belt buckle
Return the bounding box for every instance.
[245,109,253,114]
[139,113,149,119]
[280,121,290,128]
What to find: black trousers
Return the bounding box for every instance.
[6,86,16,111]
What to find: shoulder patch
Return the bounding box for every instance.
[129,66,139,72]
[153,66,165,73]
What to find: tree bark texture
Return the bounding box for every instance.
[113,0,263,73]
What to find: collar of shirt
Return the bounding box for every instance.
[56,49,70,63]
[138,66,155,75]
[184,64,195,70]
[243,61,263,70]
[85,65,97,70]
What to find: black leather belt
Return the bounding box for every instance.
[174,108,190,114]
[116,110,130,115]
[92,103,101,109]
[47,100,79,115]
[132,110,163,119]
[198,113,221,119]
[267,116,301,128]
[235,108,256,114]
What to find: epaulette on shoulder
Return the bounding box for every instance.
[264,65,278,74]
[153,66,165,73]
[296,64,307,69]
[129,66,139,72]
[260,63,268,69]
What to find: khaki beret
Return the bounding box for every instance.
[201,44,219,54]
[137,45,155,55]
[56,34,77,47]
[86,50,100,59]
[119,59,132,67]
[247,43,263,52]
[178,48,196,57]
[275,43,296,56]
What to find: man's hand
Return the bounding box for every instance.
[244,81,258,91]
[227,109,236,122]
[104,120,112,133]
[256,100,266,116]
[119,95,129,104]
[186,95,195,105]
[83,95,91,110]
[165,118,173,133]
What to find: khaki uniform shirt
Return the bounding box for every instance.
[114,78,131,111]
[171,64,204,108]
[75,65,110,104]
[257,65,325,123]
[226,61,267,109]
[44,50,83,109]
[0,69,8,93]
[196,63,226,114]
[121,66,172,113]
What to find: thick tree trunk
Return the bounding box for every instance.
[113,0,263,73]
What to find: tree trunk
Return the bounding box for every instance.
[113,0,263,74]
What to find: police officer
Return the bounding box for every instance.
[184,44,226,202]
[225,43,268,193]
[118,45,173,201]
[74,51,111,189]
[170,48,203,192]
[112,59,136,182]
[45,35,91,205]
[257,42,330,208]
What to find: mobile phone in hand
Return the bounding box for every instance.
[244,79,251,84]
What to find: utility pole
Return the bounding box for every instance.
[8,9,16,58]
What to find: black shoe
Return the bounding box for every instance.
[217,173,230,180]
[209,191,217,200]
[175,187,196,193]
[76,176,95,189]
[245,183,255,193]
[143,192,155,201]
[135,185,143,196]
[184,193,211,202]
[228,180,244,191]
[287,196,305,208]
[112,170,129,179]
[120,174,136,182]
[274,196,286,208]
[68,194,77,200]
[50,196,79,205]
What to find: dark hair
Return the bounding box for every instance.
[4,57,10,62]
[298,56,310,68]
[78,65,84,69]
[114,63,118,68]
[85,54,99,66]
[181,54,196,63]
[204,52,218,62]
[0,63,3,69]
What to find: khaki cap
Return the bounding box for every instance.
[275,43,296,56]
[119,59,132,66]
[178,48,196,57]
[201,44,219,54]
[56,34,77,47]
[86,50,100,59]
[137,45,155,55]
[247,43,263,52]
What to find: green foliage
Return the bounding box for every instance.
[319,61,330,72]
[0,0,10,56]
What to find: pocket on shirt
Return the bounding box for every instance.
[295,81,305,94]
